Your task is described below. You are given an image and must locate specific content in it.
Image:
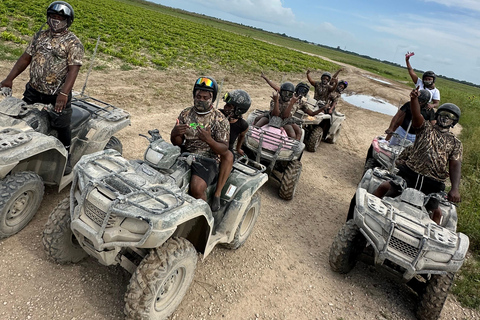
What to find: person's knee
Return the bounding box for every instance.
[373,181,391,198]
[190,176,207,199]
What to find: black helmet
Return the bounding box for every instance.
[321,72,332,81]
[223,89,251,116]
[47,1,74,27]
[279,82,294,102]
[436,103,461,127]
[193,76,218,102]
[295,82,310,97]
[337,80,348,89]
[422,71,436,83]
[418,89,432,105]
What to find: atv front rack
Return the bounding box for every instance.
[72,94,130,122]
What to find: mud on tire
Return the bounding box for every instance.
[104,136,123,154]
[223,194,261,250]
[279,160,302,200]
[416,272,455,320]
[305,126,323,152]
[0,171,44,239]
[329,219,367,274]
[42,197,88,264]
[124,237,197,320]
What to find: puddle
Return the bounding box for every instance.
[364,75,391,85]
[341,94,398,116]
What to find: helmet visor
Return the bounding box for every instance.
[437,111,457,121]
[49,3,72,16]
[196,77,214,88]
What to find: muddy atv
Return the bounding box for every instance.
[364,133,413,173]
[293,97,346,152]
[42,129,267,320]
[243,110,304,200]
[329,168,469,320]
[0,93,130,239]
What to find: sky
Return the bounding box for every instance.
[152,0,480,85]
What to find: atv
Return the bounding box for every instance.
[364,132,413,173]
[243,110,304,200]
[0,93,130,239]
[293,96,346,152]
[329,167,469,320]
[42,129,267,320]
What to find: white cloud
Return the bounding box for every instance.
[185,0,296,26]
[424,0,480,12]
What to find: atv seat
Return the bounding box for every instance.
[71,105,91,135]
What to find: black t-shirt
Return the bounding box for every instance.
[399,102,436,133]
[228,118,249,150]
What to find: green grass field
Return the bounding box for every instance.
[1,0,480,309]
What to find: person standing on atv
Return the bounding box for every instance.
[405,52,440,109]
[373,88,462,224]
[324,80,348,115]
[170,76,230,210]
[0,2,83,175]
[211,89,252,211]
[306,68,344,102]
[385,89,436,145]
[254,82,300,140]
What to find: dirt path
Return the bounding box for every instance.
[0,62,477,320]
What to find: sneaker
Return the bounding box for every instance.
[211,196,221,212]
[64,156,72,176]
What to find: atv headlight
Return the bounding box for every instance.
[121,217,150,234]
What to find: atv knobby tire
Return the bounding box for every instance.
[42,197,88,264]
[223,193,260,250]
[329,219,366,274]
[305,126,323,152]
[416,272,455,320]
[0,171,44,239]
[279,160,302,200]
[105,136,123,154]
[124,237,197,320]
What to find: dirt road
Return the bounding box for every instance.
[0,62,477,320]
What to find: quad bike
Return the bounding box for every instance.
[329,167,469,320]
[364,131,413,174]
[42,129,268,320]
[0,93,130,239]
[243,110,305,200]
[293,96,346,152]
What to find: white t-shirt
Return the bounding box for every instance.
[416,78,440,102]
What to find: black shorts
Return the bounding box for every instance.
[23,82,72,128]
[390,164,445,195]
[191,156,219,186]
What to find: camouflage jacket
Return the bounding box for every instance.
[26,29,84,95]
[177,107,230,161]
[397,121,463,182]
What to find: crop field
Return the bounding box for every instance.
[1,0,480,309]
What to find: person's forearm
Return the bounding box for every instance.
[5,53,32,82]
[207,139,229,156]
[410,95,423,127]
[60,65,81,94]
[449,160,462,191]
[236,133,246,151]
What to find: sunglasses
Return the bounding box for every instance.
[438,111,457,120]
[50,3,72,16]
[196,77,214,88]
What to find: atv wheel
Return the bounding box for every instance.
[278,160,302,200]
[325,124,341,144]
[364,157,380,173]
[42,197,88,264]
[124,237,197,320]
[329,219,366,273]
[416,273,455,320]
[223,194,260,250]
[0,172,44,239]
[105,136,123,154]
[305,126,323,152]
